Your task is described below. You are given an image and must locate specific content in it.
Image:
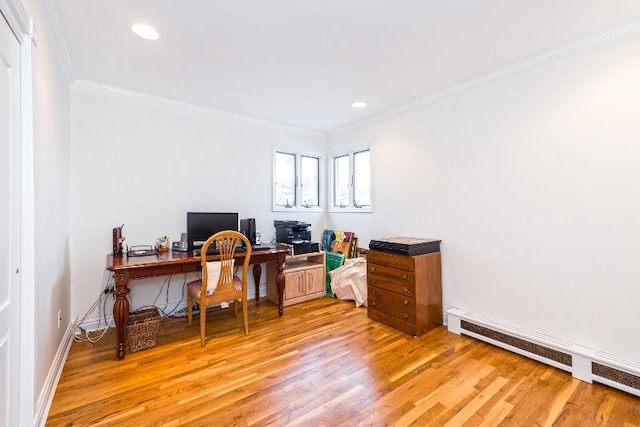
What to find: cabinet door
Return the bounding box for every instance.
[305,266,325,295]
[284,270,306,300]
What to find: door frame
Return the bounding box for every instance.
[0,0,34,425]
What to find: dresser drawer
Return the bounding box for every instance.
[367,271,415,297]
[368,262,414,280]
[368,307,417,336]
[367,250,415,271]
[368,286,415,323]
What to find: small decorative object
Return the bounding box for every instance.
[156,236,170,253]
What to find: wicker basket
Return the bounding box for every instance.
[126,307,160,352]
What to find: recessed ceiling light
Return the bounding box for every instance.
[131,23,160,41]
[352,101,367,109]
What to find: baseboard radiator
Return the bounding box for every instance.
[446,308,640,397]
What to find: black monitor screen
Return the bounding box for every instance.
[186,212,238,250]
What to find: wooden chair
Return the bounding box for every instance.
[186,230,252,347]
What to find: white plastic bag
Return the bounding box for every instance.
[330,257,368,307]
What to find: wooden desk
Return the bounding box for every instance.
[106,246,288,360]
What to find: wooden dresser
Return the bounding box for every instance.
[367,250,442,336]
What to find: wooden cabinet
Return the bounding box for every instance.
[267,252,326,307]
[367,250,442,336]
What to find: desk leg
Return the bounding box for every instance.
[276,252,286,316]
[253,264,262,301]
[113,271,131,360]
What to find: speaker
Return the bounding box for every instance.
[240,218,256,245]
[179,232,188,252]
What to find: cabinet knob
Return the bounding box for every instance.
[402,287,410,294]
[403,299,409,306]
[371,301,377,307]
[370,278,376,285]
[401,312,409,319]
[400,273,408,280]
[370,289,377,296]
[370,266,377,273]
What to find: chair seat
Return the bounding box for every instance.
[187,276,243,299]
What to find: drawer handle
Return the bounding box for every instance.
[401,312,409,319]
[370,278,377,285]
[400,273,408,280]
[370,266,377,273]
[402,287,410,294]
[371,301,377,307]
[403,299,409,306]
[370,289,378,296]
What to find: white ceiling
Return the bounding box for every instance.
[55,1,640,133]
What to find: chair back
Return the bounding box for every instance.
[200,230,252,295]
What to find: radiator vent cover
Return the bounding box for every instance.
[461,320,572,367]
[592,362,640,390]
[448,308,640,398]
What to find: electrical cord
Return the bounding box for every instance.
[72,275,114,343]
[73,272,195,342]
[161,274,186,318]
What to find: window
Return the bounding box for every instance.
[273,148,323,211]
[330,148,372,211]
[300,155,319,207]
[274,152,296,207]
[333,155,350,207]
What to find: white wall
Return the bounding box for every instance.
[24,0,72,415]
[328,33,640,361]
[70,88,326,322]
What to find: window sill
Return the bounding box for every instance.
[328,206,373,213]
[272,206,324,213]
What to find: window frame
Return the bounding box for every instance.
[272,146,324,212]
[329,147,373,213]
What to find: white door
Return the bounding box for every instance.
[0,12,22,427]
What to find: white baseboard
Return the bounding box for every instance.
[77,285,267,333]
[77,298,188,333]
[447,307,640,397]
[34,321,74,426]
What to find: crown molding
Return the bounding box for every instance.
[41,0,76,84]
[0,0,32,42]
[331,20,640,136]
[71,79,326,140]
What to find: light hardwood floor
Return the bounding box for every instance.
[48,297,639,426]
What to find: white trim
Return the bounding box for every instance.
[331,20,640,136]
[328,206,372,214]
[19,33,35,427]
[1,2,36,424]
[77,312,116,334]
[272,206,324,213]
[0,0,32,42]
[447,307,640,398]
[72,79,326,140]
[41,0,76,83]
[34,322,74,427]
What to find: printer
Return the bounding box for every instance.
[274,220,320,255]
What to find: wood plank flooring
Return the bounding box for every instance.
[48,298,640,426]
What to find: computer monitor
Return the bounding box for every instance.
[186,212,238,251]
